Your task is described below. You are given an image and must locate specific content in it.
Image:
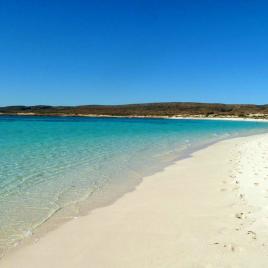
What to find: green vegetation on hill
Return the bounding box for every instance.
[1,103,268,118]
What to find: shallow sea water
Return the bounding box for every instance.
[1,116,268,253]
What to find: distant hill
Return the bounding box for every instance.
[1,102,268,119]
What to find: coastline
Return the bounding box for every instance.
[2,133,268,267]
[2,113,268,122]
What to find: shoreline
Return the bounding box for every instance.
[0,128,266,260]
[0,127,229,260]
[2,133,268,267]
[2,114,268,260]
[1,113,268,122]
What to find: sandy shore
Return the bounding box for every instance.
[2,133,268,267]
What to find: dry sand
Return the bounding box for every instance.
[2,133,268,267]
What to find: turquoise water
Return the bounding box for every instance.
[1,116,268,253]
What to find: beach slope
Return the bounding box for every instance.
[2,134,268,267]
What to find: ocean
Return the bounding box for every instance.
[1,115,268,254]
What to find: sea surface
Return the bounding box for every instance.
[1,116,268,254]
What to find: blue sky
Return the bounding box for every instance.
[0,0,268,106]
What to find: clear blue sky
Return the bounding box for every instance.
[0,0,268,106]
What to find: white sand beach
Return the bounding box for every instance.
[2,133,268,267]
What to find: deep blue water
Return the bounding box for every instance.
[1,116,268,251]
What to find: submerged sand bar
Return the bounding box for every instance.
[2,133,268,267]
